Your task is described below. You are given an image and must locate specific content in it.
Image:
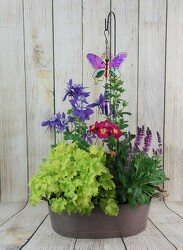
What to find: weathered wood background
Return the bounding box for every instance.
[0,0,183,203]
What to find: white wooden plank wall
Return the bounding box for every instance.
[164,0,183,201]
[0,0,183,203]
[112,0,139,133]
[0,0,27,202]
[83,0,110,125]
[54,0,83,134]
[23,0,54,179]
[138,0,166,147]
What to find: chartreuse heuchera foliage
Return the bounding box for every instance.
[29,141,119,216]
[29,76,168,216]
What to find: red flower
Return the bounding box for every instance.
[97,127,109,139]
[89,120,122,140]
[111,127,122,139]
[102,120,112,128]
[89,121,100,134]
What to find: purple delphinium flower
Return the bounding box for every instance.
[88,93,105,109]
[82,133,96,144]
[134,125,144,149]
[63,79,90,101]
[58,113,73,132]
[41,113,62,130]
[70,99,94,120]
[89,92,111,116]
[142,127,152,155]
[41,112,71,132]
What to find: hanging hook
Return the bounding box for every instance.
[104,11,116,57]
[104,30,109,44]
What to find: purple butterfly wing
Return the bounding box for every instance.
[86,53,105,70]
[109,52,127,68]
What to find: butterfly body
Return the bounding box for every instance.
[87,52,127,84]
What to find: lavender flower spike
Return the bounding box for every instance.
[157,131,163,154]
[134,125,144,149]
[142,127,152,155]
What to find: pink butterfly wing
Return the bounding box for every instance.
[86,53,105,70]
[109,52,127,68]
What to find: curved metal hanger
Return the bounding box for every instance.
[104,11,116,59]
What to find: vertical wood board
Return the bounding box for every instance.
[23,0,54,179]
[54,0,83,133]
[83,0,110,125]
[138,0,166,147]
[112,0,139,133]
[164,0,183,201]
[0,0,27,201]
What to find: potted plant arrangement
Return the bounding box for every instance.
[29,67,168,238]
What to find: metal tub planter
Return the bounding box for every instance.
[49,203,150,239]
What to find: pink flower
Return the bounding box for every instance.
[89,120,122,140]
[111,126,122,139]
[89,121,100,134]
[97,127,109,139]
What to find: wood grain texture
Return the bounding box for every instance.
[124,220,175,250]
[75,238,126,250]
[0,0,27,201]
[83,0,110,125]
[164,0,183,201]
[5,200,183,249]
[138,0,166,146]
[54,0,82,133]
[23,0,54,179]
[112,0,138,132]
[21,217,76,250]
[0,202,25,226]
[0,202,48,250]
[165,201,183,218]
[149,200,183,249]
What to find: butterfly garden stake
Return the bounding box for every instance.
[86,11,127,116]
[86,11,127,85]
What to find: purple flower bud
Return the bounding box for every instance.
[102,100,111,115]
[142,127,152,155]
[156,132,163,155]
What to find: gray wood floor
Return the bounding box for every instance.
[0,200,183,250]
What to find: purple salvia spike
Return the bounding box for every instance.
[156,132,163,154]
[157,132,162,147]
[142,127,152,155]
[134,125,144,150]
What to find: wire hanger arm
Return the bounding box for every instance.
[104,11,116,57]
